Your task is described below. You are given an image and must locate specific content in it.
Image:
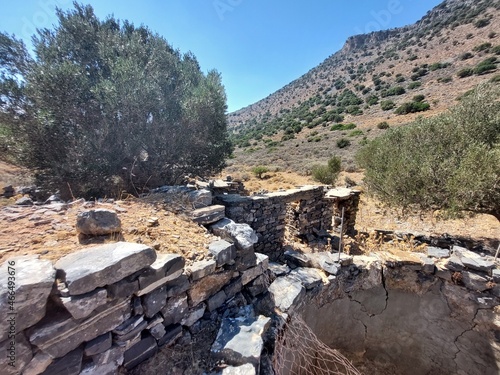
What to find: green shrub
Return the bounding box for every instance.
[492,46,500,55]
[474,58,497,75]
[474,18,490,28]
[349,129,364,137]
[473,42,492,52]
[377,121,390,129]
[311,155,341,185]
[457,68,474,78]
[460,52,474,60]
[437,76,453,83]
[330,123,356,131]
[413,94,425,102]
[490,74,500,83]
[366,95,379,106]
[381,86,406,97]
[251,165,269,179]
[380,100,395,110]
[394,101,430,115]
[336,138,351,148]
[408,81,422,89]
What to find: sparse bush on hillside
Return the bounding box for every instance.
[474,18,490,28]
[474,57,497,75]
[473,42,492,52]
[251,165,270,179]
[336,138,351,149]
[395,101,430,115]
[457,67,474,78]
[357,84,500,220]
[380,100,395,111]
[311,156,341,185]
[459,52,474,60]
[408,81,422,90]
[377,121,390,129]
[492,46,500,55]
[330,123,356,131]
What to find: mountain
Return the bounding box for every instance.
[226,0,500,175]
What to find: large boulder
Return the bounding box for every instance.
[76,209,121,236]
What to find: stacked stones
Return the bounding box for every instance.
[324,188,361,236]
[0,218,273,374]
[216,186,334,261]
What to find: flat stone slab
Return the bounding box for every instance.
[212,306,271,368]
[188,259,217,281]
[76,209,121,235]
[55,242,156,295]
[427,246,450,259]
[0,255,55,342]
[123,335,158,370]
[221,364,256,374]
[0,333,33,374]
[188,271,232,306]
[268,276,305,312]
[289,267,323,289]
[191,205,226,225]
[211,218,258,251]
[209,240,236,267]
[452,246,495,272]
[60,288,108,320]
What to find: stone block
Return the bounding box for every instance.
[136,253,185,295]
[107,278,139,299]
[207,290,227,312]
[224,277,243,299]
[209,240,236,267]
[191,205,226,224]
[221,364,256,375]
[158,324,183,347]
[181,303,206,326]
[492,269,500,283]
[149,322,166,340]
[421,257,435,274]
[161,294,189,326]
[268,262,290,277]
[453,246,495,272]
[188,271,232,306]
[427,246,450,259]
[268,276,305,312]
[166,275,190,298]
[0,255,55,342]
[60,288,107,320]
[284,248,310,268]
[188,189,212,208]
[27,299,131,359]
[188,259,217,281]
[210,218,258,251]
[76,209,121,235]
[41,347,83,375]
[21,351,53,375]
[92,344,125,366]
[55,242,156,295]
[462,271,489,292]
[246,274,268,297]
[0,333,32,374]
[289,267,323,290]
[142,286,167,318]
[123,335,158,370]
[85,332,112,356]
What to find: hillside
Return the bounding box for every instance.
[227,0,500,174]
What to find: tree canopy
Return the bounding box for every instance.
[356,84,500,221]
[0,3,231,198]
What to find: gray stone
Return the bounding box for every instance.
[149,322,166,340]
[85,332,112,356]
[161,294,189,326]
[188,271,232,306]
[112,314,145,337]
[224,278,243,299]
[492,269,500,283]
[142,285,167,318]
[79,361,119,375]
[41,347,83,375]
[268,276,305,312]
[166,274,190,298]
[123,335,158,370]
[211,218,258,251]
[181,303,206,326]
[0,333,32,374]
[421,257,435,274]
[241,263,265,286]
[308,252,340,275]
[137,253,185,295]
[191,205,226,224]
[445,255,464,271]
[284,249,310,268]
[212,307,271,368]
[453,246,495,272]
[76,209,121,235]
[427,246,450,259]
[107,278,139,299]
[21,351,53,375]
[0,255,55,342]
[188,189,212,208]
[55,242,156,295]
[158,324,183,347]
[461,271,489,292]
[27,299,131,358]
[268,262,290,277]
[221,364,256,375]
[60,288,107,320]
[209,240,236,267]
[207,290,227,311]
[92,344,125,366]
[246,274,268,297]
[188,259,217,281]
[289,267,323,289]
[15,196,33,206]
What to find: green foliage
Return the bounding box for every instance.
[380,100,395,111]
[381,86,406,97]
[474,57,497,75]
[459,52,474,60]
[493,46,500,55]
[330,123,356,131]
[0,4,231,198]
[251,165,269,179]
[429,62,450,71]
[377,121,390,130]
[408,81,422,89]
[395,101,430,115]
[349,129,364,137]
[311,156,341,185]
[413,94,425,102]
[457,67,474,78]
[366,95,379,106]
[473,42,492,52]
[357,84,500,219]
[474,18,490,28]
[336,138,351,149]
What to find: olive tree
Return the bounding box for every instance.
[356,84,500,221]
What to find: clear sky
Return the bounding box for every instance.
[0,0,443,112]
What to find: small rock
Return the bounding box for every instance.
[427,246,450,259]
[15,196,34,206]
[147,217,159,227]
[76,209,121,236]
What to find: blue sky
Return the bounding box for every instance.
[0,0,443,112]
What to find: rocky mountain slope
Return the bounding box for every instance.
[226,0,500,174]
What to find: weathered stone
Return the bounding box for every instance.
[84,332,112,356]
[60,288,107,320]
[41,347,83,375]
[211,218,258,251]
[284,249,310,268]
[188,189,212,208]
[427,246,450,259]
[107,278,139,299]
[268,262,290,277]
[421,257,435,274]
[123,335,158,370]
[15,196,33,206]
[209,240,236,266]
[132,296,144,316]
[224,277,243,299]
[191,205,226,225]
[188,259,217,281]
[453,246,495,273]
[142,286,167,318]
[21,351,53,375]
[76,208,121,235]
[55,242,156,295]
[268,276,305,312]
[92,344,125,366]
[207,290,228,311]
[445,255,464,272]
[241,264,265,286]
[27,299,131,358]
[188,271,232,306]
[0,333,32,374]
[149,323,166,340]
[0,255,55,342]
[461,271,489,292]
[166,274,190,298]
[289,267,323,289]
[221,364,256,375]
[181,303,206,326]
[212,306,271,368]
[79,361,119,375]
[493,269,500,283]
[137,253,185,295]
[246,274,268,297]
[158,323,183,347]
[308,252,340,275]
[161,294,189,326]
